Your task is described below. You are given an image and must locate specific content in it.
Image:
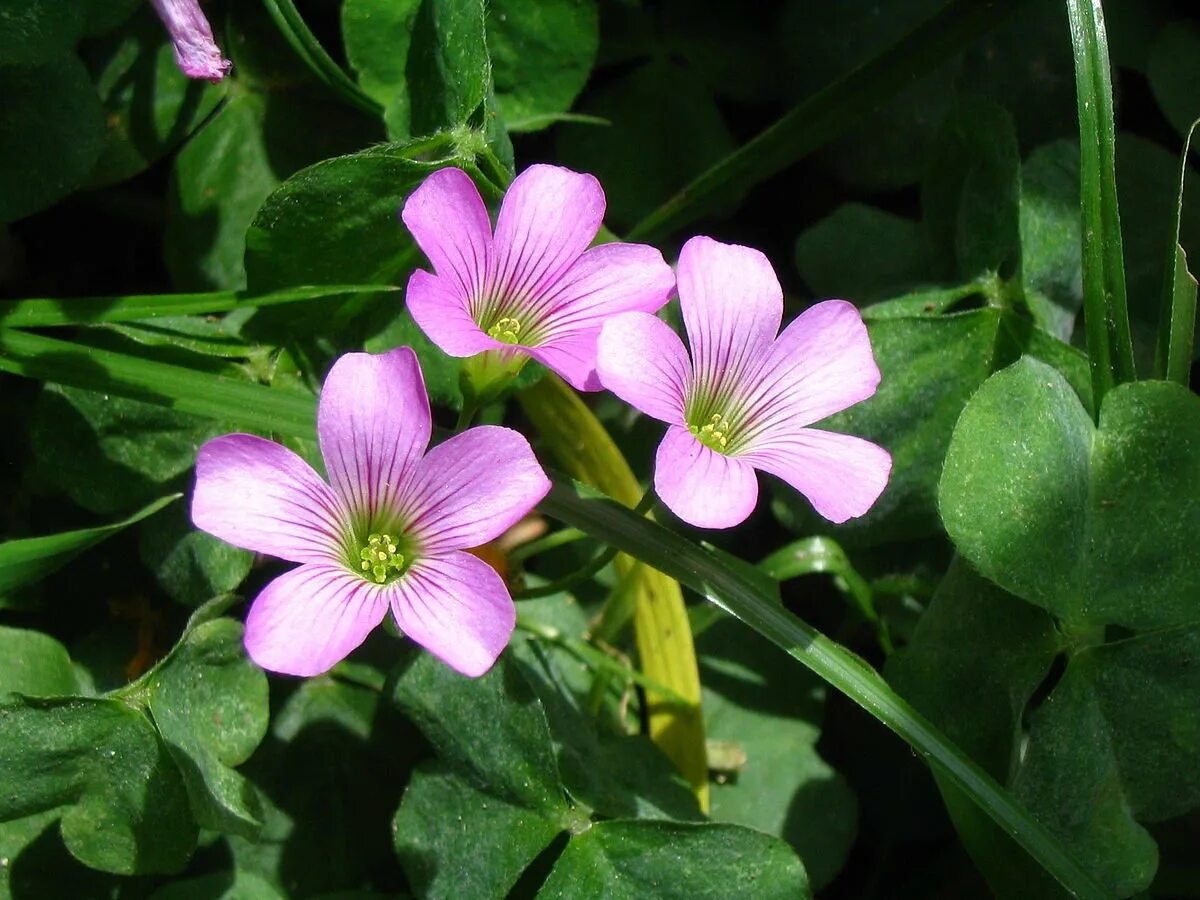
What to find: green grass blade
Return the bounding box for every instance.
[1067,0,1136,408]
[0,285,398,329]
[0,495,179,595]
[260,0,383,117]
[1156,119,1200,384]
[540,479,1109,900]
[626,0,1024,243]
[0,329,315,438]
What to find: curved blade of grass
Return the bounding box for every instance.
[626,0,1026,243]
[759,537,892,654]
[1156,118,1200,384]
[0,285,398,329]
[518,375,709,811]
[0,495,179,595]
[540,479,1108,900]
[260,0,383,117]
[0,329,315,438]
[1067,0,1136,409]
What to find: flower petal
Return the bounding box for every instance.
[492,165,604,301]
[741,428,892,524]
[676,236,782,401]
[389,551,515,677]
[653,425,759,529]
[597,312,691,424]
[401,167,493,301]
[518,243,675,390]
[151,0,231,82]
[398,426,551,552]
[244,563,388,677]
[318,348,432,524]
[405,269,499,358]
[530,242,675,339]
[742,300,881,434]
[524,331,606,391]
[192,434,344,563]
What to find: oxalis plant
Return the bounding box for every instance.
[0,0,1197,897]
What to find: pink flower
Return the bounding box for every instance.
[597,236,892,530]
[151,0,232,82]
[401,165,675,392]
[191,348,550,677]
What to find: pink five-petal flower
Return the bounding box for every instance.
[191,347,550,677]
[597,236,892,530]
[151,0,232,82]
[401,164,676,391]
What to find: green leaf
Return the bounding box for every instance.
[0,627,82,697]
[230,673,407,895]
[31,384,225,515]
[0,1,83,65]
[138,502,252,608]
[0,329,316,440]
[698,617,857,890]
[0,56,104,223]
[1020,141,1084,341]
[1156,121,1200,383]
[244,143,437,292]
[1147,22,1200,139]
[149,869,286,900]
[554,59,736,230]
[0,811,125,900]
[393,762,562,899]
[486,0,599,132]
[536,820,810,899]
[941,357,1200,631]
[344,0,490,141]
[794,204,931,304]
[165,90,379,290]
[0,284,399,329]
[81,7,227,187]
[627,0,1023,242]
[1067,0,1136,406]
[1014,626,1200,896]
[391,653,573,818]
[0,696,195,874]
[0,494,177,595]
[922,98,1022,282]
[147,618,269,838]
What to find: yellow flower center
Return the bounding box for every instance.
[358,533,406,584]
[690,413,731,451]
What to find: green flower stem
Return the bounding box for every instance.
[626,0,1027,243]
[508,527,587,564]
[518,375,710,811]
[259,0,383,117]
[513,491,655,601]
[1067,0,1137,411]
[540,478,1108,900]
[515,614,694,709]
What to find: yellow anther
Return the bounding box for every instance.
[690,412,732,452]
[487,317,523,344]
[358,532,406,584]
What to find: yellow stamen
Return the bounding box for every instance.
[358,532,405,584]
[486,317,523,344]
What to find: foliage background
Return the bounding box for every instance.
[2,0,1200,897]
